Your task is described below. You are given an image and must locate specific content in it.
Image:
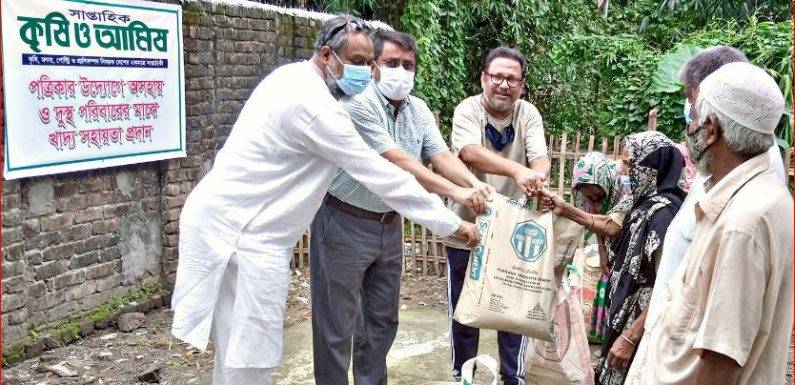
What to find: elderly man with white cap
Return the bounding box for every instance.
[623,46,788,385]
[626,61,793,385]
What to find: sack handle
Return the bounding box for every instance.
[460,355,499,385]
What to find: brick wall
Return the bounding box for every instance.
[1,0,327,349]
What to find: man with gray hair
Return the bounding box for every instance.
[623,46,788,384]
[170,15,479,385]
[679,46,785,179]
[626,60,792,385]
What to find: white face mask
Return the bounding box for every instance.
[377,66,415,101]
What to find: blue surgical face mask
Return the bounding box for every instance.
[328,51,371,96]
[683,99,693,124]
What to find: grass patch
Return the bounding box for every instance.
[3,283,166,366]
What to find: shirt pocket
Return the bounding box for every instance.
[396,120,422,158]
[663,279,699,342]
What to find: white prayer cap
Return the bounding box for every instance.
[697,61,785,135]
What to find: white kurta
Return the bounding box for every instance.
[171,60,461,369]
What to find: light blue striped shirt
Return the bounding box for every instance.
[329,83,449,213]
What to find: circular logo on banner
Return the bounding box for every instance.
[510,220,547,262]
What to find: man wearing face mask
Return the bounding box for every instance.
[442,47,551,385]
[170,16,480,385]
[625,60,792,385]
[624,46,788,385]
[310,29,493,385]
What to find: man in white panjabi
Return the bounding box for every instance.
[170,16,480,385]
[626,62,792,385]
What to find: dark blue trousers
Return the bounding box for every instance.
[446,247,527,385]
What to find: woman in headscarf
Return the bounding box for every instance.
[569,152,630,343]
[541,131,688,385]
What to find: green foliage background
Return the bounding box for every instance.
[309,0,792,145]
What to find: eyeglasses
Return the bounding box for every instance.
[321,19,373,47]
[378,58,416,72]
[484,72,523,88]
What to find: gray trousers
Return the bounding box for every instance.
[310,198,403,385]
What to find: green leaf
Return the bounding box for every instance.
[649,44,703,93]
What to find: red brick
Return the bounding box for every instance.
[98,246,121,262]
[76,234,116,254]
[74,208,103,223]
[164,194,186,209]
[164,208,182,221]
[2,227,22,243]
[80,177,111,193]
[162,247,179,261]
[86,191,117,206]
[164,221,179,235]
[142,197,159,212]
[55,182,79,198]
[40,213,75,232]
[61,224,91,242]
[163,159,181,171]
[3,193,21,209]
[164,170,189,182]
[43,242,77,261]
[58,195,87,212]
[102,204,131,219]
[86,261,118,279]
[163,184,181,196]
[91,218,118,235]
[2,276,25,294]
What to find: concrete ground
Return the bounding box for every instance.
[272,308,501,385]
[271,308,602,385]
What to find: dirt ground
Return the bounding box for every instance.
[4,271,792,385]
[2,271,450,385]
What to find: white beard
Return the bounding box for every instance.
[695,151,712,174]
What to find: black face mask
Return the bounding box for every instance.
[485,123,515,151]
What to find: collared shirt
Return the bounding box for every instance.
[645,142,785,327]
[443,94,548,249]
[170,61,461,368]
[329,83,449,213]
[627,151,793,385]
[626,143,788,384]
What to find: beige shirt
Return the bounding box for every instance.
[627,151,793,385]
[443,95,548,249]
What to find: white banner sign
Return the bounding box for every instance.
[1,0,185,179]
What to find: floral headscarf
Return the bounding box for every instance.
[596,131,688,385]
[571,152,628,214]
[610,131,690,214]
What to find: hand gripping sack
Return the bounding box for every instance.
[453,194,583,341]
[524,267,595,385]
